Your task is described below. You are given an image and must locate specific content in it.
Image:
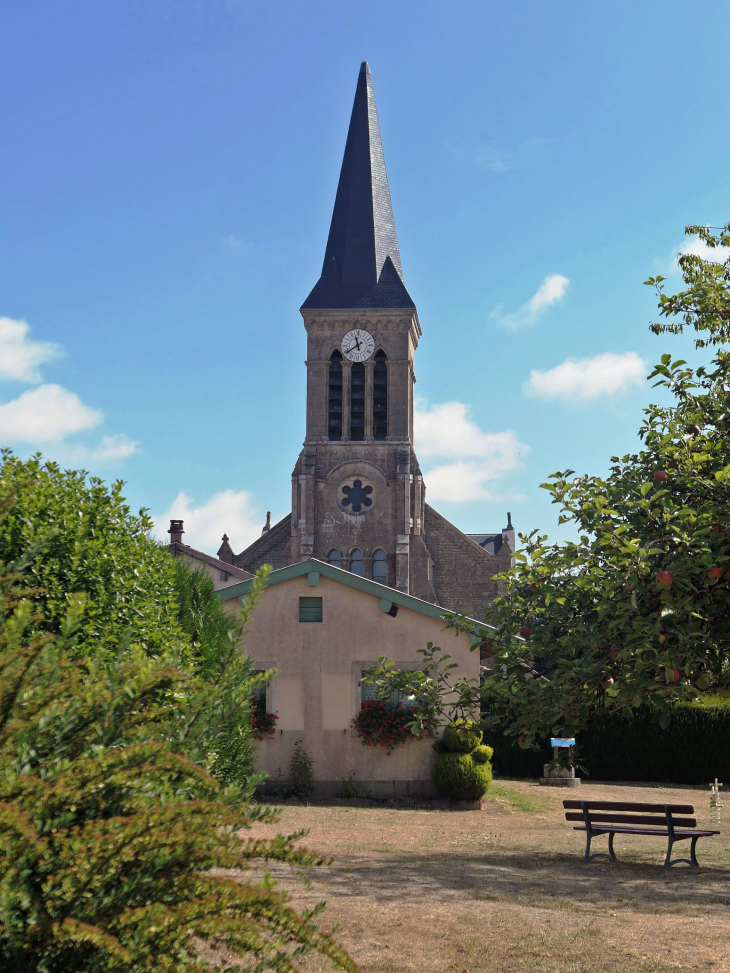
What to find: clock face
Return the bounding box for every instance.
[342,329,375,362]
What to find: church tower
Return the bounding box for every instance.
[290,62,435,599]
[230,62,515,619]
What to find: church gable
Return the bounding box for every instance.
[234,513,291,574]
[424,504,512,620]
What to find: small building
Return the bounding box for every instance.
[218,558,489,798]
[167,519,253,590]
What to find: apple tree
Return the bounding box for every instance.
[478,223,730,747]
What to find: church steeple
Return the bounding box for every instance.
[302,62,415,311]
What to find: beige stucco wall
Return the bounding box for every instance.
[220,574,479,797]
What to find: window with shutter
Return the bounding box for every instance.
[298,597,323,622]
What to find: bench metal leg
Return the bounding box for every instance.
[584,830,616,863]
[664,834,700,868]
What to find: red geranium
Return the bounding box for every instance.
[351,700,421,755]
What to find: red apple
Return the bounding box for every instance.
[601,676,614,690]
[688,424,702,436]
[668,667,679,683]
[656,570,673,589]
[654,469,667,482]
[609,647,618,660]
[709,566,723,581]
[520,625,531,637]
[712,524,722,533]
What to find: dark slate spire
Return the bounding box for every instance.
[302,62,415,311]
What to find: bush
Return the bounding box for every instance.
[431,720,492,800]
[487,700,730,784]
[472,744,494,765]
[432,752,492,801]
[443,719,483,753]
[290,740,315,799]
[0,451,186,663]
[0,558,355,972]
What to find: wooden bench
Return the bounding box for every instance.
[563,800,719,867]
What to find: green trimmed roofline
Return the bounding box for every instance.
[216,557,495,640]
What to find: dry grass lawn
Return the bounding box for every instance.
[235,780,730,973]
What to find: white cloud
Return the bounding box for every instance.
[0,384,102,442]
[54,434,140,465]
[523,351,648,402]
[153,490,264,554]
[656,234,730,277]
[415,399,529,503]
[0,317,62,382]
[491,274,569,331]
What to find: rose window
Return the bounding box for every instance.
[341,479,373,514]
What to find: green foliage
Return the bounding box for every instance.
[431,752,492,801]
[0,551,355,971]
[171,557,263,789]
[0,451,186,663]
[442,720,482,753]
[479,223,730,746]
[350,700,423,755]
[173,555,238,677]
[431,718,492,800]
[472,744,493,765]
[490,699,730,785]
[361,642,482,739]
[290,741,315,800]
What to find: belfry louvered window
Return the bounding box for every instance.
[328,351,343,441]
[373,350,387,440]
[350,362,365,440]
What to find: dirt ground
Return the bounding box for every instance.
[238,779,730,973]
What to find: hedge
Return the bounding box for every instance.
[487,699,730,784]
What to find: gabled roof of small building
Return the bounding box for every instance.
[301,63,415,311]
[169,541,254,583]
[216,556,495,638]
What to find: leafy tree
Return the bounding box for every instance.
[0,452,187,663]
[362,643,482,739]
[172,557,260,789]
[480,223,730,747]
[0,538,356,973]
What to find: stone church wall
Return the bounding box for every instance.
[424,504,510,621]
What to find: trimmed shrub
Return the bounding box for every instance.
[432,752,492,800]
[472,744,494,765]
[431,720,492,800]
[443,719,483,753]
[487,700,730,784]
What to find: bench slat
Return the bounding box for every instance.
[573,825,719,837]
[565,812,696,827]
[563,800,694,813]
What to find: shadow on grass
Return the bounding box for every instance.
[311,847,730,913]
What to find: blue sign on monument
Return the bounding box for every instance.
[551,737,576,748]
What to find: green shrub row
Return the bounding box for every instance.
[488,698,730,784]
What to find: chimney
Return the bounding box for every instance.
[262,511,271,535]
[168,519,184,545]
[502,512,516,563]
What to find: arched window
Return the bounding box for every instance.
[349,548,364,576]
[350,363,365,441]
[372,549,387,583]
[373,350,387,440]
[328,351,342,441]
[328,549,341,567]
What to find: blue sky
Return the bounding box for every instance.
[1,1,728,554]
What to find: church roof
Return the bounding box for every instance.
[301,62,415,311]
